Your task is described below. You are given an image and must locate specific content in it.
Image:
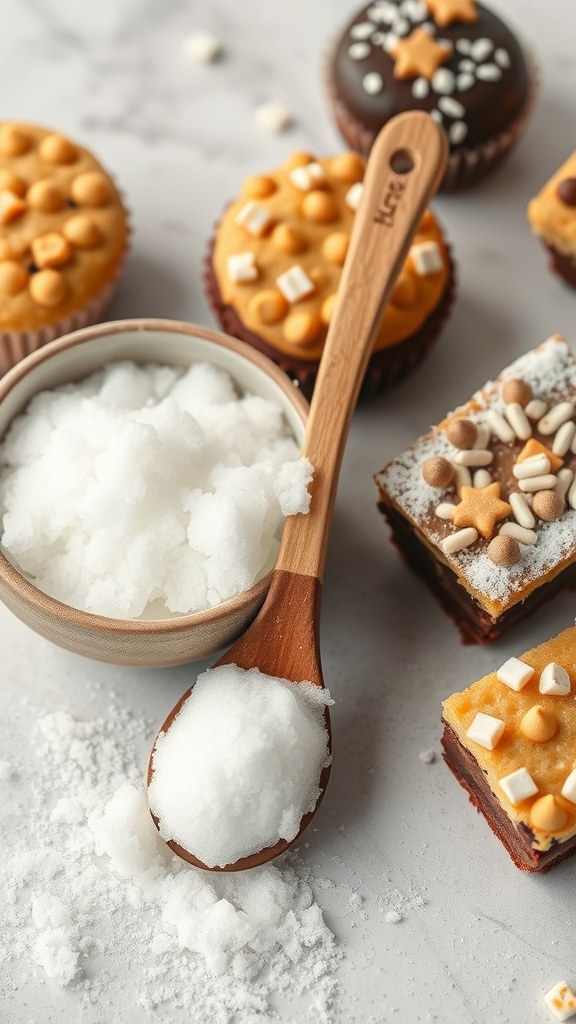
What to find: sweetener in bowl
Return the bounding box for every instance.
[0,360,312,619]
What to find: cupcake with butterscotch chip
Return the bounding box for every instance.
[204,150,455,397]
[0,122,129,371]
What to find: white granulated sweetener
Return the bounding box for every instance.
[148,665,333,867]
[0,361,313,619]
[0,697,340,1021]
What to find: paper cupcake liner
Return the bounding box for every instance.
[325,46,538,194]
[203,231,457,401]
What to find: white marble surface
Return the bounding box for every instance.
[2,0,576,1021]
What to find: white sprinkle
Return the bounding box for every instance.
[431,68,455,95]
[454,448,493,467]
[254,102,292,133]
[345,182,364,211]
[455,73,473,93]
[453,463,471,492]
[410,240,443,276]
[182,31,222,63]
[226,251,258,283]
[430,109,443,124]
[419,749,436,764]
[539,662,571,696]
[512,453,551,480]
[351,21,375,39]
[363,71,384,95]
[499,522,538,546]
[556,467,574,502]
[289,162,326,191]
[496,657,535,692]
[383,32,399,53]
[568,475,576,510]
[371,31,387,44]
[476,63,502,82]
[276,265,315,304]
[561,769,576,805]
[412,77,430,100]
[473,469,492,488]
[455,38,472,55]
[235,200,274,237]
[348,42,372,60]
[538,401,574,435]
[438,96,466,119]
[441,527,477,554]
[518,474,559,493]
[470,37,493,62]
[392,17,410,35]
[466,712,504,751]
[367,2,397,24]
[499,767,538,805]
[509,491,536,529]
[525,398,548,420]
[435,501,456,520]
[458,58,475,72]
[552,420,576,456]
[400,0,427,21]
[544,980,576,1022]
[505,403,532,440]
[473,422,491,449]
[494,48,511,69]
[485,409,515,444]
[449,121,468,145]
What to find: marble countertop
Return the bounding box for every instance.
[2,0,576,1021]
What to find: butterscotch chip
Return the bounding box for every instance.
[320,293,337,325]
[501,378,532,406]
[29,268,68,307]
[0,125,31,157]
[422,456,454,488]
[0,189,27,225]
[271,223,307,254]
[530,795,568,833]
[71,171,112,207]
[241,175,277,200]
[0,261,28,296]
[31,232,72,269]
[520,705,557,743]
[284,151,313,170]
[27,179,66,213]
[532,489,564,521]
[0,170,27,196]
[487,535,521,567]
[283,311,321,345]
[445,418,477,449]
[390,272,417,308]
[248,289,288,325]
[39,134,77,164]
[329,152,364,184]
[63,215,102,248]
[322,232,349,266]
[302,191,339,224]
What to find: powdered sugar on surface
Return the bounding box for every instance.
[375,338,576,606]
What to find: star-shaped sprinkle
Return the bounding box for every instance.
[391,28,452,81]
[424,0,478,27]
[517,439,563,473]
[452,483,511,540]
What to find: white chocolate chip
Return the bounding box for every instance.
[458,58,475,72]
[412,77,430,100]
[556,467,574,502]
[568,475,576,510]
[470,38,493,62]
[552,420,576,456]
[453,449,493,467]
[382,32,399,53]
[410,240,443,276]
[438,96,465,119]
[182,31,222,63]
[348,42,372,59]
[485,409,515,444]
[518,474,559,493]
[351,21,375,39]
[525,398,548,420]
[544,981,576,1022]
[466,712,504,751]
[496,657,535,692]
[473,422,491,449]
[473,469,492,488]
[289,162,326,191]
[276,265,315,304]
[448,122,468,146]
[512,453,551,479]
[453,464,472,492]
[504,403,531,440]
[494,48,511,69]
[539,662,571,696]
[499,767,538,805]
[455,73,475,92]
[561,769,576,805]
[235,201,274,237]
[393,17,410,35]
[431,68,455,95]
[441,527,477,554]
[226,251,258,283]
[435,502,456,520]
[498,522,537,545]
[254,102,292,133]
[509,491,536,529]
[367,1,396,23]
[537,401,574,435]
[455,38,472,55]
[345,182,364,211]
[476,63,502,82]
[363,71,384,95]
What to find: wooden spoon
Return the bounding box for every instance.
[147,111,448,871]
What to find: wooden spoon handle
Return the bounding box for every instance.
[276,112,448,581]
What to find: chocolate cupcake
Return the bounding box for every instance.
[0,123,129,371]
[205,151,455,398]
[326,0,535,192]
[527,152,576,289]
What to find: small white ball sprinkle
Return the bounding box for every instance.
[182,31,222,64]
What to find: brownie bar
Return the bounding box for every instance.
[441,721,576,873]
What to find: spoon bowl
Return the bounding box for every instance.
[148,112,449,871]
